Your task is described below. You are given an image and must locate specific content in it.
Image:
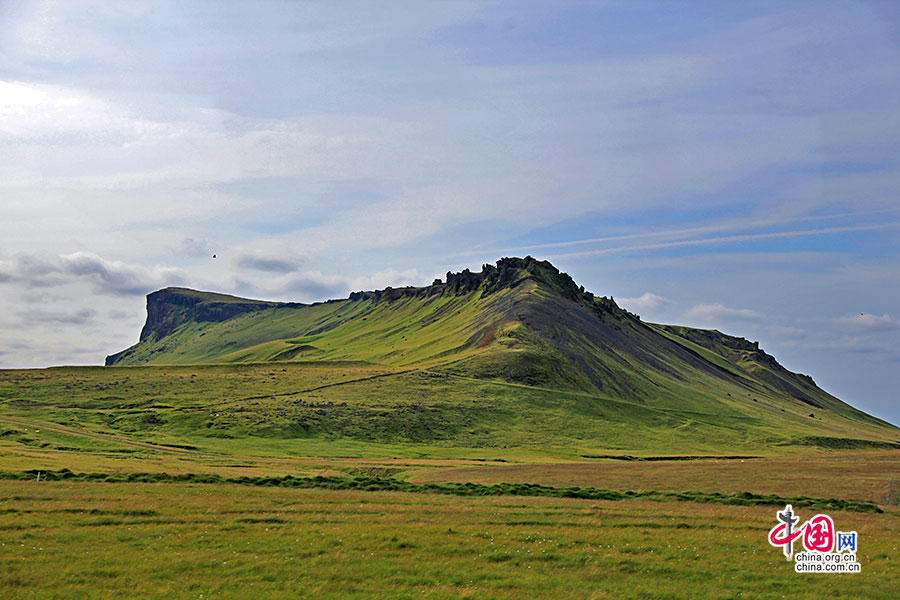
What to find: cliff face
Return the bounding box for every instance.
[138,288,286,342]
[105,288,295,365]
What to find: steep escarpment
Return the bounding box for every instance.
[139,288,291,342]
[106,289,296,365]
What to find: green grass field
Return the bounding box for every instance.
[2,363,897,464]
[2,361,899,598]
[2,480,897,599]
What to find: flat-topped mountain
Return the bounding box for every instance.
[108,257,624,368]
[106,257,899,448]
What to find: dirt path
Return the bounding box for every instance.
[236,368,421,401]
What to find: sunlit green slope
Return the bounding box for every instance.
[103,257,899,448]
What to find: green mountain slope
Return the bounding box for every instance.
[104,257,899,449]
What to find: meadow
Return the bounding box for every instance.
[2,362,899,598]
[2,480,898,600]
[2,363,897,465]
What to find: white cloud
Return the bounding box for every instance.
[18,307,97,325]
[478,208,900,258]
[274,267,422,303]
[683,303,760,326]
[174,238,213,259]
[834,313,899,333]
[213,265,424,304]
[807,337,898,356]
[617,292,669,317]
[0,78,556,266]
[108,310,136,320]
[767,326,808,339]
[233,253,304,274]
[350,268,422,292]
[0,1,144,66]
[0,252,186,296]
[0,81,402,191]
[279,273,347,299]
[549,223,900,260]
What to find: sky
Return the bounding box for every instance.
[1,0,898,426]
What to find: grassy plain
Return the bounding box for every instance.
[2,362,899,598]
[412,451,900,506]
[2,480,898,600]
[2,363,897,462]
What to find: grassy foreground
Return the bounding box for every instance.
[2,480,898,600]
[2,358,898,598]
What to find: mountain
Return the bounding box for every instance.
[106,256,898,449]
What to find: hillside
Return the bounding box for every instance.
[102,257,899,451]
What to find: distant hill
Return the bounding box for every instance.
[106,256,899,448]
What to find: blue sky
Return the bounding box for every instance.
[1,0,898,425]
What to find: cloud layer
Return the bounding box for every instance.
[617,293,669,318]
[683,303,761,326]
[0,252,186,296]
[834,313,899,333]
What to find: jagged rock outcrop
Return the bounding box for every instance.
[348,256,624,315]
